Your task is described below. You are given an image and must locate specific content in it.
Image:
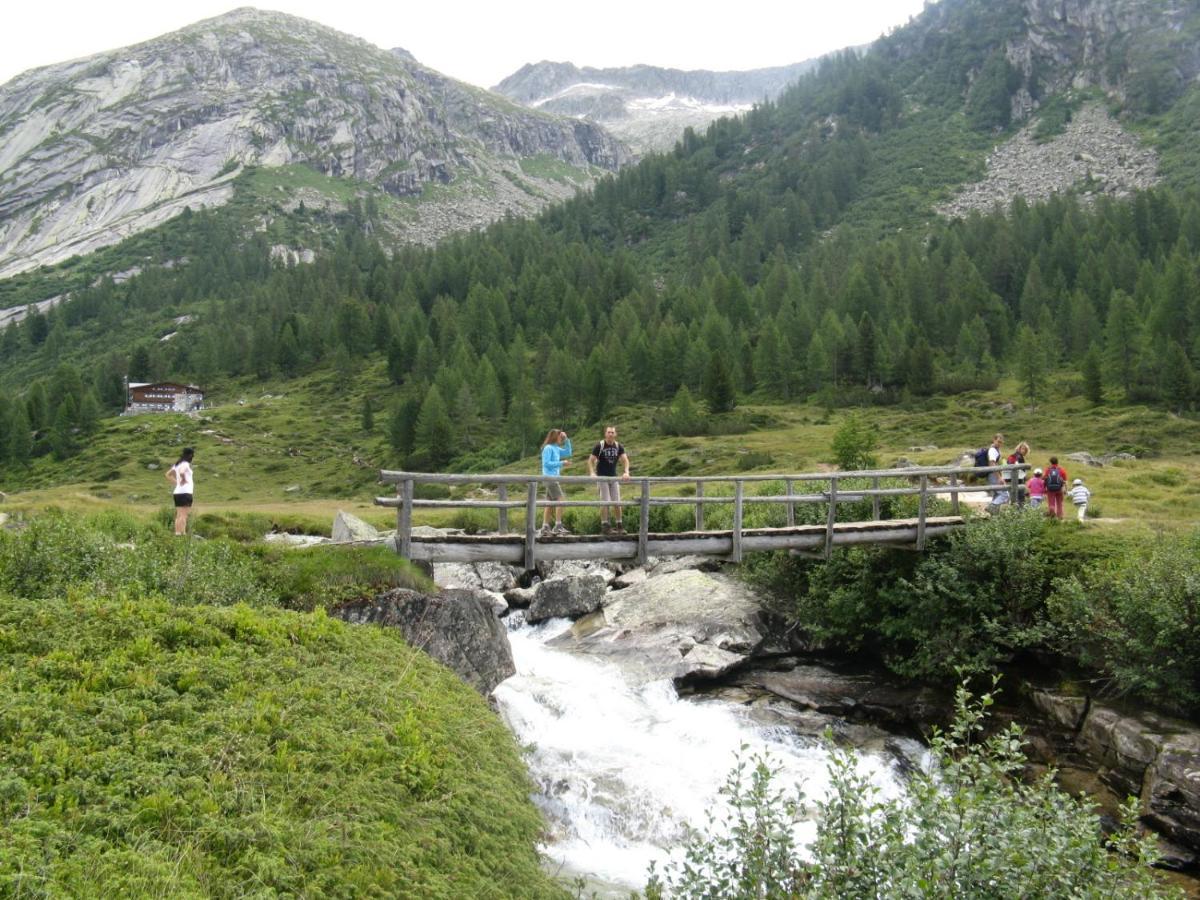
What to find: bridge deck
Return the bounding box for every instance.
[405,516,965,563]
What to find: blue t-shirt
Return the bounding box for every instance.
[540,437,572,476]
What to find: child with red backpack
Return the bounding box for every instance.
[1043,456,1068,519]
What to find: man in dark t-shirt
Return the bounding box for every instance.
[588,425,631,535]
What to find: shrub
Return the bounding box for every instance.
[1048,529,1200,714]
[646,683,1175,899]
[830,414,879,471]
[257,544,431,612]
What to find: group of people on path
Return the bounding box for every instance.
[539,425,630,535]
[984,433,1092,522]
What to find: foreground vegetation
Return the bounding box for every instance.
[0,513,564,898]
[646,685,1177,899]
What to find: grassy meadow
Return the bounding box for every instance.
[3,367,1197,538]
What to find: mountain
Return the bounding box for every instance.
[0,7,631,279]
[493,59,822,154]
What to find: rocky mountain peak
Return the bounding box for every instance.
[0,9,630,277]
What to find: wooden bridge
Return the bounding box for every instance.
[376,464,1023,568]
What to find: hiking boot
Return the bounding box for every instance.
[600,523,612,535]
[552,523,570,535]
[539,524,553,536]
[612,522,625,535]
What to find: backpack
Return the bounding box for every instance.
[973,447,990,467]
[1045,467,1064,492]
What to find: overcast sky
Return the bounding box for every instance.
[1,1,930,90]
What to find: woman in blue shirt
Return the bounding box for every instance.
[540,428,572,534]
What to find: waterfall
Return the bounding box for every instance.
[493,616,917,894]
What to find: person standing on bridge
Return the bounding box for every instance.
[588,425,631,535]
[540,428,573,535]
[986,433,1005,506]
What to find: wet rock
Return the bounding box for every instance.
[332,510,378,542]
[549,569,765,683]
[333,587,514,695]
[1145,732,1200,853]
[527,575,607,624]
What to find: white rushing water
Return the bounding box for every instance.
[493,617,915,894]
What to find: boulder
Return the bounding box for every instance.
[548,569,766,683]
[527,575,607,624]
[432,561,522,592]
[646,554,724,577]
[537,559,618,584]
[332,510,379,542]
[283,484,302,494]
[611,567,649,590]
[333,588,515,695]
[0,512,8,527]
[1066,452,1102,467]
[503,586,537,609]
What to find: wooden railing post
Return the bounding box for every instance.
[871,476,881,521]
[824,477,838,559]
[917,474,929,551]
[399,479,413,559]
[1009,465,1019,506]
[695,481,705,531]
[638,480,650,566]
[524,481,537,570]
[731,480,744,563]
[497,484,509,534]
[949,471,960,515]
[785,478,795,527]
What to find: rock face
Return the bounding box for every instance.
[493,59,822,154]
[527,575,607,624]
[548,569,766,683]
[333,588,515,695]
[0,8,630,277]
[1031,688,1200,861]
[432,561,522,593]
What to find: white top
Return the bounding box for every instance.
[1068,484,1091,505]
[171,461,194,495]
[987,445,1001,465]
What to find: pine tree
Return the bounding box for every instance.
[1014,324,1050,409]
[1160,341,1196,414]
[388,397,421,459]
[412,386,454,469]
[1104,291,1143,400]
[453,384,482,449]
[583,347,608,425]
[1081,345,1104,406]
[701,351,737,413]
[906,338,935,396]
[361,396,374,433]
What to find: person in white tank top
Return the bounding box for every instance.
[166,447,195,536]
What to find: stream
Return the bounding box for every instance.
[493,615,922,895]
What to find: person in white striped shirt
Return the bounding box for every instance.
[1068,478,1091,522]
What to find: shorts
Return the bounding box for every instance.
[173,493,194,508]
[598,481,621,503]
[543,481,564,501]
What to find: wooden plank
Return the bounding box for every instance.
[871,477,881,521]
[638,480,650,566]
[917,474,928,551]
[695,481,705,531]
[949,472,960,515]
[785,478,795,527]
[731,481,744,563]
[497,484,509,534]
[399,479,414,559]
[524,482,537,570]
[824,477,838,559]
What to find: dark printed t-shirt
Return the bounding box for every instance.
[592,441,626,476]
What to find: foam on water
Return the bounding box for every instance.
[493,617,910,891]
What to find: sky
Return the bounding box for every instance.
[1,0,929,90]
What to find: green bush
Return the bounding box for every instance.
[646,683,1174,899]
[258,544,431,612]
[747,512,1060,679]
[0,595,566,898]
[1049,529,1200,713]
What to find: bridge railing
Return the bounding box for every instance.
[377,463,1026,566]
